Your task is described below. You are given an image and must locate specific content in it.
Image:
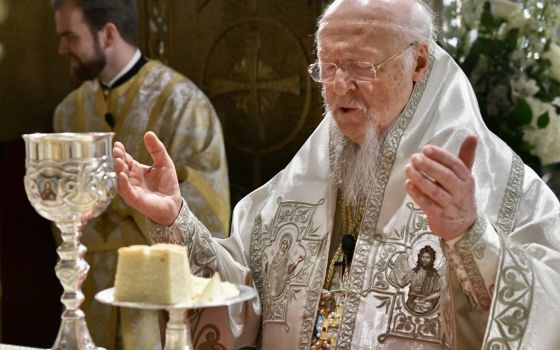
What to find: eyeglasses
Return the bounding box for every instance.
[308,41,417,83]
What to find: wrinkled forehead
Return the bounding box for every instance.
[317,0,410,53]
[317,18,401,57]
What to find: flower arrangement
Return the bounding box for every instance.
[441,0,560,173]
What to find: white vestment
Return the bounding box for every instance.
[152,45,560,349]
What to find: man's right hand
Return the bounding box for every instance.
[113,131,183,226]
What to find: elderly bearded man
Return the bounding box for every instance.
[113,0,560,349]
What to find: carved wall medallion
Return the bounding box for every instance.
[202,18,312,156]
[139,0,327,202]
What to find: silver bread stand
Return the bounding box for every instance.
[95,285,257,350]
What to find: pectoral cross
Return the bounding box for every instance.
[312,294,345,349]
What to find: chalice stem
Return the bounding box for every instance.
[52,221,103,350]
[23,132,115,350]
[164,309,193,350]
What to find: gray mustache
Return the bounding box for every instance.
[333,101,368,113]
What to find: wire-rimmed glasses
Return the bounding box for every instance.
[308,41,417,83]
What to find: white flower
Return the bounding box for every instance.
[543,44,560,82]
[522,97,560,165]
[489,0,522,20]
[468,29,478,44]
[510,77,539,97]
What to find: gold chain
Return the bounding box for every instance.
[323,245,343,289]
[323,194,365,289]
[342,197,364,235]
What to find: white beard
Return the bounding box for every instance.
[329,113,383,209]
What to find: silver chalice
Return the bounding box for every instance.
[23,132,116,350]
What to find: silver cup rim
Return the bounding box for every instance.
[22,132,115,142]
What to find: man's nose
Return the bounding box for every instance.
[331,67,355,95]
[58,40,68,56]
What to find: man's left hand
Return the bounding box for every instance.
[404,135,478,241]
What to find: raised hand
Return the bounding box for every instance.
[404,135,478,241]
[113,131,182,226]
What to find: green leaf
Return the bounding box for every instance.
[537,111,550,128]
[544,39,551,52]
[480,1,496,33]
[519,140,533,153]
[504,29,520,51]
[510,99,533,125]
[462,38,488,76]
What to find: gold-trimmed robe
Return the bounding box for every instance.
[54,60,230,350]
[150,45,560,349]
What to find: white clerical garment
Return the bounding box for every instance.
[152,45,560,349]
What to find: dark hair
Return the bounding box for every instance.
[413,245,437,274]
[52,0,139,46]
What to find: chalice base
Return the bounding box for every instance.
[52,317,105,350]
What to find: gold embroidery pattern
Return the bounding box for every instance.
[189,309,226,350]
[250,214,265,293]
[323,196,365,290]
[250,178,283,297]
[374,204,447,346]
[336,55,433,349]
[484,153,534,350]
[378,296,444,344]
[194,324,226,350]
[250,197,326,332]
[362,203,429,295]
[485,239,533,350]
[496,154,524,235]
[454,217,492,309]
[149,201,219,277]
[299,253,329,349]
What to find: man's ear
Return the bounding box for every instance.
[412,42,429,82]
[100,22,120,48]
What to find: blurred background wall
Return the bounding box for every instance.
[0,0,443,347]
[0,0,74,346]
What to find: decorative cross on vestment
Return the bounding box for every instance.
[256,197,326,331]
